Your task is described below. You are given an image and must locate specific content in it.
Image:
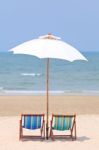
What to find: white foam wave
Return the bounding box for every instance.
[0,90,65,95]
[0,89,99,96]
[64,90,99,95]
[21,73,42,77]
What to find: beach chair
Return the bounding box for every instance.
[50,114,76,140]
[19,114,45,140]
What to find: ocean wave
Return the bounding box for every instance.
[64,90,99,95]
[0,90,65,95]
[21,73,42,77]
[0,89,99,96]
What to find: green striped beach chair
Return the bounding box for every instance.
[19,114,45,140]
[50,114,76,140]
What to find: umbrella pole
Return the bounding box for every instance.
[46,58,49,139]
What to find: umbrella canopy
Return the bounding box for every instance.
[9,33,87,139]
[10,34,87,62]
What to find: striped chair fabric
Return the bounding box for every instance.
[22,115,42,130]
[53,116,72,131]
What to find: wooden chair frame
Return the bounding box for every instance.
[19,114,45,140]
[50,114,76,140]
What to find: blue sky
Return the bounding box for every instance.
[0,0,99,52]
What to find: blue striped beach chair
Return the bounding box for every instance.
[50,114,76,140]
[19,114,45,140]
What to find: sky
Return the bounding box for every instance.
[0,0,99,52]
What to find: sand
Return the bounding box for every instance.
[0,95,99,116]
[0,115,99,150]
[0,95,99,150]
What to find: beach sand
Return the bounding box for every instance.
[0,95,99,116]
[0,95,99,150]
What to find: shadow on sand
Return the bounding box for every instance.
[21,136,90,143]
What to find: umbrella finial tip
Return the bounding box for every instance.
[48,33,52,35]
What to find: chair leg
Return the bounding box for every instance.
[41,122,45,139]
[50,129,54,141]
[72,122,76,140]
[50,128,51,137]
[74,122,77,140]
[41,128,42,138]
[70,130,74,141]
[43,122,45,139]
[19,120,22,140]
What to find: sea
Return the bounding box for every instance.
[0,51,99,95]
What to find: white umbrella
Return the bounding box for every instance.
[10,33,87,139]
